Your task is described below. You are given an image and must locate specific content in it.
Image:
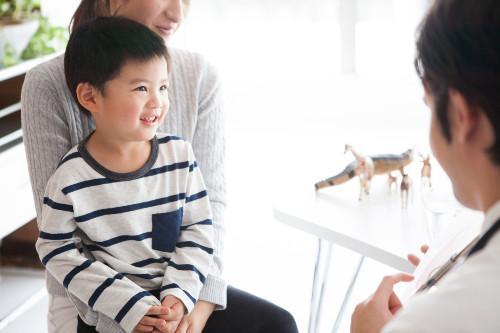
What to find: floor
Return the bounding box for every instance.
[1,1,433,332]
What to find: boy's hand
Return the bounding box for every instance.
[162,295,186,311]
[156,295,186,333]
[133,306,170,333]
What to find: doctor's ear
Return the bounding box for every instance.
[449,89,479,144]
[76,82,100,114]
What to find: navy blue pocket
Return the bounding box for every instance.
[152,208,183,252]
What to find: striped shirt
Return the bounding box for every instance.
[36,133,214,333]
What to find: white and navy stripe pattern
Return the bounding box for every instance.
[36,133,214,333]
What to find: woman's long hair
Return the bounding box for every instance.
[71,0,110,31]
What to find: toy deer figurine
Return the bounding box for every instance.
[400,173,411,208]
[420,154,432,188]
[344,144,375,200]
[387,173,398,193]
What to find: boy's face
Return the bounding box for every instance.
[94,56,169,143]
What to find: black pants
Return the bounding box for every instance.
[77,286,298,333]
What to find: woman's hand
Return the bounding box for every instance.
[175,300,216,333]
[407,244,429,267]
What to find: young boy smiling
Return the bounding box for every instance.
[36,17,214,333]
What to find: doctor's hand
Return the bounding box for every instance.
[407,244,429,267]
[350,273,414,333]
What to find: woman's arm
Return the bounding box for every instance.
[190,57,227,309]
[21,60,75,219]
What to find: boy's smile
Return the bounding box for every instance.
[140,114,160,126]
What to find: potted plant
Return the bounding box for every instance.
[0,0,41,67]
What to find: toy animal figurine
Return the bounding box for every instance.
[400,173,411,208]
[315,146,414,200]
[420,154,432,188]
[344,144,375,200]
[387,173,398,192]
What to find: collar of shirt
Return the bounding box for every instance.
[482,200,500,234]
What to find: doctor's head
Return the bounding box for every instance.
[415,0,500,211]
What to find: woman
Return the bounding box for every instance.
[21,1,298,332]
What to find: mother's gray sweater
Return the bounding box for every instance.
[21,48,227,328]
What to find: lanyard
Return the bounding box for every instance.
[467,218,500,257]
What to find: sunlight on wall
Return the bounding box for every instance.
[41,0,79,27]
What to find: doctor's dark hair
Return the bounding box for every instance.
[64,16,169,114]
[415,0,500,164]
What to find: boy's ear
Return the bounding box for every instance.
[76,82,99,114]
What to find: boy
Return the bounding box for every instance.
[36,17,214,333]
[350,0,500,332]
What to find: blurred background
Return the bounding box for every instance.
[0,0,436,332]
[174,1,431,331]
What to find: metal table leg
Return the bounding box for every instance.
[308,238,333,333]
[331,255,365,333]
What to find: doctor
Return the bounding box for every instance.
[350,0,500,332]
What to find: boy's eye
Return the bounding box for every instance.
[134,86,147,92]
[160,84,168,91]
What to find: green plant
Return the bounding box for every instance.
[21,16,67,60]
[0,0,40,22]
[2,42,16,66]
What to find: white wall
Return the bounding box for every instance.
[40,0,80,27]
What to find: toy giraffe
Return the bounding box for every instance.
[344,144,374,200]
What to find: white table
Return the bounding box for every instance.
[273,180,479,333]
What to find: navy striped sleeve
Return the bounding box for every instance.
[161,283,196,305]
[63,259,92,288]
[180,219,213,230]
[39,230,75,240]
[115,291,153,323]
[131,257,169,268]
[88,273,125,308]
[167,261,206,284]
[185,190,207,203]
[41,243,77,266]
[43,197,73,212]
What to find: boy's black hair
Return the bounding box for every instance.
[64,16,169,114]
[415,0,500,164]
